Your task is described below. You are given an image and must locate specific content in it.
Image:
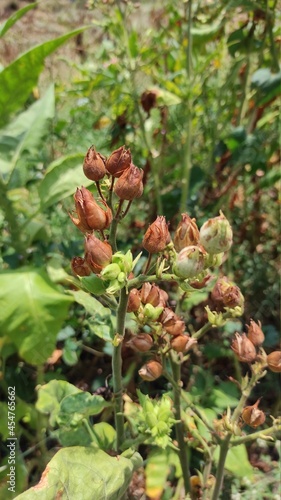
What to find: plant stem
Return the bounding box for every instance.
[112,287,129,451]
[231,422,281,447]
[170,353,191,494]
[211,434,231,500]
[180,0,193,213]
[109,217,118,253]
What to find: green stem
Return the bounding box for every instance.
[211,434,231,500]
[230,422,281,447]
[128,272,177,289]
[180,0,193,213]
[109,218,118,253]
[170,353,191,494]
[112,287,129,451]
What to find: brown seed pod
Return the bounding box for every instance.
[267,351,281,373]
[231,333,256,363]
[246,319,265,346]
[242,399,266,428]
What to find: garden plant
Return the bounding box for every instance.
[0,0,280,499]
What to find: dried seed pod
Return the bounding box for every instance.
[174,213,200,252]
[267,351,281,373]
[138,360,163,381]
[246,319,265,347]
[199,211,233,254]
[83,146,106,181]
[142,216,171,254]
[140,283,168,308]
[69,187,112,232]
[231,333,256,363]
[170,335,197,353]
[126,334,153,352]
[173,245,206,279]
[106,145,131,177]
[211,276,244,309]
[84,233,112,274]
[160,308,185,336]
[113,163,143,200]
[127,288,141,312]
[140,89,158,114]
[71,257,91,277]
[242,399,266,428]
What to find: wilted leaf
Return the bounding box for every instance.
[16,446,142,500]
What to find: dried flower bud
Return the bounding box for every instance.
[142,216,171,254]
[211,277,244,309]
[113,163,143,200]
[140,89,158,114]
[174,213,200,252]
[106,145,131,177]
[69,187,112,232]
[173,245,206,279]
[246,319,265,347]
[140,283,168,308]
[171,335,197,353]
[199,211,233,254]
[160,308,185,336]
[84,233,112,274]
[231,333,256,363]
[71,256,91,277]
[127,288,141,312]
[267,351,281,373]
[189,274,212,289]
[242,399,266,428]
[126,334,153,352]
[83,146,106,181]
[138,360,163,381]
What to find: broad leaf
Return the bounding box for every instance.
[38,153,93,208]
[0,268,73,365]
[251,68,281,105]
[36,380,81,426]
[57,392,111,427]
[0,85,55,181]
[16,446,142,500]
[214,444,253,478]
[0,2,37,38]
[69,289,110,317]
[0,27,88,124]
[145,448,181,499]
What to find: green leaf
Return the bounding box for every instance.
[0,85,55,181]
[91,422,116,450]
[69,289,110,317]
[0,269,73,365]
[145,448,181,499]
[79,275,108,296]
[38,153,92,208]
[0,27,88,125]
[251,68,281,105]
[15,446,142,500]
[214,444,253,478]
[0,2,38,38]
[36,380,81,427]
[57,392,111,427]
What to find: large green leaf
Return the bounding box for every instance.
[0,2,38,38]
[38,153,93,208]
[251,68,281,105]
[0,27,88,125]
[36,380,81,427]
[16,446,142,500]
[0,268,73,365]
[214,444,253,478]
[57,392,111,427]
[0,85,55,181]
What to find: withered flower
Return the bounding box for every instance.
[142,216,170,254]
[84,233,112,274]
[174,213,200,252]
[138,360,163,381]
[69,187,112,232]
[140,283,168,308]
[171,335,197,353]
[126,334,153,352]
[242,399,266,428]
[231,333,256,363]
[83,146,106,181]
[246,319,265,347]
[106,145,131,177]
[211,277,244,309]
[140,89,158,114]
[267,351,281,373]
[114,163,143,200]
[71,257,91,277]
[127,288,141,312]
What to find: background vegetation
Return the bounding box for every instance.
[0,0,280,498]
